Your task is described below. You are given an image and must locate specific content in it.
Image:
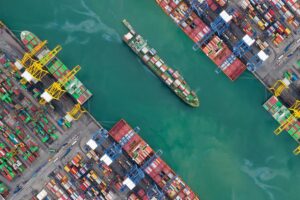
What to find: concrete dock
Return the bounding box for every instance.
[0,22,158,200]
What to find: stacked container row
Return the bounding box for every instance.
[108,119,199,200]
[270,0,299,29]
[263,96,300,143]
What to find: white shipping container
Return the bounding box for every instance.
[253,16,260,23]
[173,79,181,87]
[165,79,172,86]
[240,1,248,9]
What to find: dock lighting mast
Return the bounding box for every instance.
[247,50,269,72]
[19,45,62,85]
[39,65,81,105]
[64,104,87,122]
[269,79,290,97]
[289,100,300,118]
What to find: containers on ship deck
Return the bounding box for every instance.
[108,120,199,200]
[143,156,197,199]
[223,58,246,81]
[156,0,245,80]
[123,136,154,165]
[201,36,246,81]
[263,96,300,142]
[22,33,39,51]
[156,0,181,14]
[108,119,132,142]
[206,0,218,11]
[20,31,92,105]
[170,1,210,43]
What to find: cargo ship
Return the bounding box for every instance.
[108,119,199,199]
[122,20,199,107]
[20,31,92,105]
[156,0,247,81]
[263,96,300,154]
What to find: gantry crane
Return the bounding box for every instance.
[64,104,87,122]
[193,9,233,50]
[39,45,62,66]
[20,45,62,84]
[14,40,48,70]
[20,62,49,85]
[289,100,300,118]
[269,80,289,97]
[39,65,81,105]
[274,115,295,135]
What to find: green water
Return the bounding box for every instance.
[1,0,300,199]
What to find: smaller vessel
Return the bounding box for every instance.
[122,19,199,107]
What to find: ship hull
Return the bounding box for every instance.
[123,20,199,107]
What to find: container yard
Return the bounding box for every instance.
[0,0,300,199]
[29,119,199,200]
[0,20,199,199]
[156,0,300,154]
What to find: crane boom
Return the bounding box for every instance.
[65,103,86,121]
[15,40,47,71]
[274,115,295,135]
[39,65,81,105]
[20,44,62,84]
[289,100,300,118]
[39,45,62,66]
[60,65,81,86]
[269,80,288,97]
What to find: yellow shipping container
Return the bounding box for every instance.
[258,21,265,30]
[64,165,70,172]
[91,171,98,180]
